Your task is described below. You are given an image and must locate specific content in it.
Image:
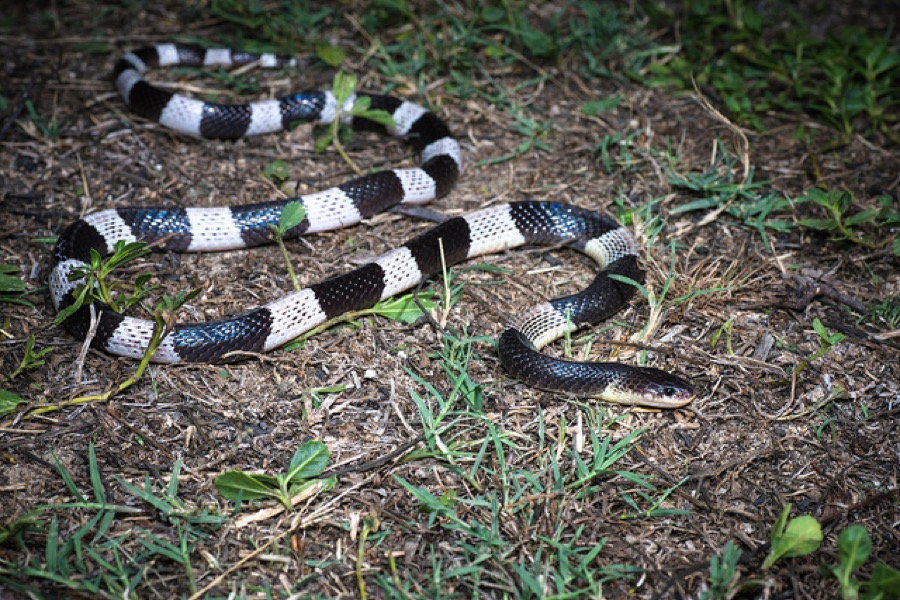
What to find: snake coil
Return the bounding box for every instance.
[50,43,694,408]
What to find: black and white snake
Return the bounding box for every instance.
[50,43,694,408]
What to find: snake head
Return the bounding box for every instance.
[635,368,695,408]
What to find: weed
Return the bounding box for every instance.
[6,334,51,382]
[22,99,61,138]
[263,158,290,184]
[356,515,380,600]
[0,335,52,416]
[788,318,845,380]
[474,104,551,167]
[201,0,335,54]
[315,71,396,174]
[702,506,899,599]
[762,504,823,569]
[642,1,900,144]
[863,295,900,330]
[0,388,28,416]
[268,200,306,290]
[820,524,900,599]
[593,129,649,176]
[0,442,225,597]
[53,240,153,325]
[710,316,736,355]
[667,142,796,251]
[282,287,437,356]
[215,440,335,510]
[14,289,199,424]
[797,188,899,255]
[701,540,742,600]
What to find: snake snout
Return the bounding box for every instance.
[634,368,695,408]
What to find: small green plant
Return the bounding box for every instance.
[22,99,62,138]
[593,129,648,176]
[6,334,52,381]
[710,316,736,355]
[202,0,335,51]
[53,240,154,325]
[263,159,290,184]
[315,71,396,174]
[115,456,227,595]
[701,540,742,600]
[762,504,823,569]
[0,335,52,417]
[708,507,899,599]
[665,143,797,251]
[475,109,551,167]
[820,524,900,599]
[797,189,899,255]
[0,388,28,417]
[283,287,438,354]
[214,440,335,510]
[269,200,307,290]
[863,295,900,330]
[789,318,846,379]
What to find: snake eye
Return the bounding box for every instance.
[663,386,677,397]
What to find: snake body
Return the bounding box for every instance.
[50,44,694,408]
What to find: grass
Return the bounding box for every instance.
[0,443,226,598]
[2,326,673,597]
[640,1,900,146]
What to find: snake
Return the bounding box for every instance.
[49,43,694,408]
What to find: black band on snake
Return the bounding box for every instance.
[50,43,694,408]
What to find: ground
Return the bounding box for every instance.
[0,1,897,598]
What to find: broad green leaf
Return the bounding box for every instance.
[214,470,279,501]
[279,201,307,232]
[844,208,880,227]
[351,95,371,112]
[869,562,900,594]
[333,71,357,103]
[800,188,829,205]
[0,265,25,293]
[0,388,27,414]
[354,108,395,128]
[764,508,822,569]
[287,475,336,498]
[780,515,823,556]
[286,440,329,482]
[314,130,333,153]
[315,43,345,67]
[838,524,872,573]
[264,159,290,183]
[580,97,622,116]
[797,218,837,230]
[812,318,829,339]
[371,293,435,323]
[518,28,555,58]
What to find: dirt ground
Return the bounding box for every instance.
[1,2,897,598]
